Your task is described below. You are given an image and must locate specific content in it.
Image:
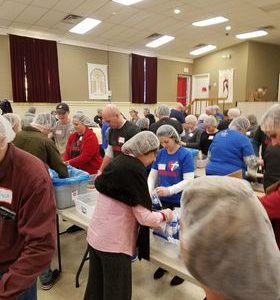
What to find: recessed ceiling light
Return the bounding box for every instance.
[225,25,231,31]
[174,9,181,14]
[192,16,229,27]
[190,45,216,56]
[236,30,268,39]
[145,35,175,48]
[69,18,101,34]
[112,0,143,5]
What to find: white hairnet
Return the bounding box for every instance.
[229,116,250,131]
[185,115,197,124]
[31,113,57,131]
[260,104,280,131]
[73,111,96,127]
[21,112,35,128]
[3,113,21,133]
[156,104,170,117]
[228,107,241,119]
[198,113,208,122]
[136,117,149,130]
[0,115,16,147]
[204,115,217,127]
[180,176,280,300]
[121,131,159,157]
[156,124,180,143]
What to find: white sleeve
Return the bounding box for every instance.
[167,172,194,195]
[105,145,113,159]
[147,169,158,196]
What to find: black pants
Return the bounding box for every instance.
[84,246,132,300]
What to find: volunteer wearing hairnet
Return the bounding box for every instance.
[148,124,194,286]
[0,115,56,299]
[206,116,258,177]
[84,131,173,300]
[180,176,280,300]
[64,111,102,175]
[3,113,21,133]
[259,104,280,249]
[14,113,68,178]
[199,115,218,157]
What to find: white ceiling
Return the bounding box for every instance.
[1,0,280,62]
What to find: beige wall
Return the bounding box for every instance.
[246,41,280,101]
[157,59,192,102]
[193,42,249,104]
[0,35,12,99]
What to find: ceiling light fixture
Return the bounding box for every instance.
[145,35,175,48]
[174,9,181,14]
[225,25,231,31]
[192,16,228,27]
[190,45,216,56]
[235,30,268,39]
[69,18,101,34]
[112,0,143,5]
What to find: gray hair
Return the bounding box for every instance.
[27,107,36,114]
[73,111,96,127]
[260,104,280,132]
[247,114,258,127]
[121,131,159,157]
[143,107,150,114]
[185,115,198,125]
[228,108,241,119]
[180,176,280,300]
[97,108,103,114]
[156,124,180,143]
[155,104,170,118]
[136,117,149,130]
[198,113,208,122]
[229,116,250,131]
[204,115,218,127]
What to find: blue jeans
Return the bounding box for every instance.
[16,281,37,300]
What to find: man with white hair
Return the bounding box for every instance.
[180,176,280,300]
[217,107,240,131]
[0,115,56,299]
[100,104,140,172]
[150,104,183,135]
[259,104,280,249]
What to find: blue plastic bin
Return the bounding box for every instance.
[50,166,90,209]
[185,148,199,168]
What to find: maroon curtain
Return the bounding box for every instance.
[146,56,157,104]
[9,35,61,103]
[131,54,145,103]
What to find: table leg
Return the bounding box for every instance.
[56,214,62,273]
[75,245,89,288]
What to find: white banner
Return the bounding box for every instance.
[218,69,234,103]
[88,63,109,99]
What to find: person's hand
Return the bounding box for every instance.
[161,209,173,223]
[64,161,69,166]
[155,186,170,196]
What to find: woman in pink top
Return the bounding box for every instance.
[84,131,173,300]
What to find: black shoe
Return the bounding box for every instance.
[41,269,60,290]
[153,267,167,279]
[170,276,184,286]
[66,225,83,233]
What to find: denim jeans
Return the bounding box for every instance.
[0,273,37,300]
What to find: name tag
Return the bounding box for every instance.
[208,135,214,140]
[246,131,251,136]
[56,130,62,135]
[0,188,13,205]
[118,137,125,144]
[189,133,194,137]
[158,164,166,170]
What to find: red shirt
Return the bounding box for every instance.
[261,187,280,249]
[0,144,56,299]
[64,127,102,174]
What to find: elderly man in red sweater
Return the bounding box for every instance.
[260,104,280,249]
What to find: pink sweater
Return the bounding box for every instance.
[87,193,164,256]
